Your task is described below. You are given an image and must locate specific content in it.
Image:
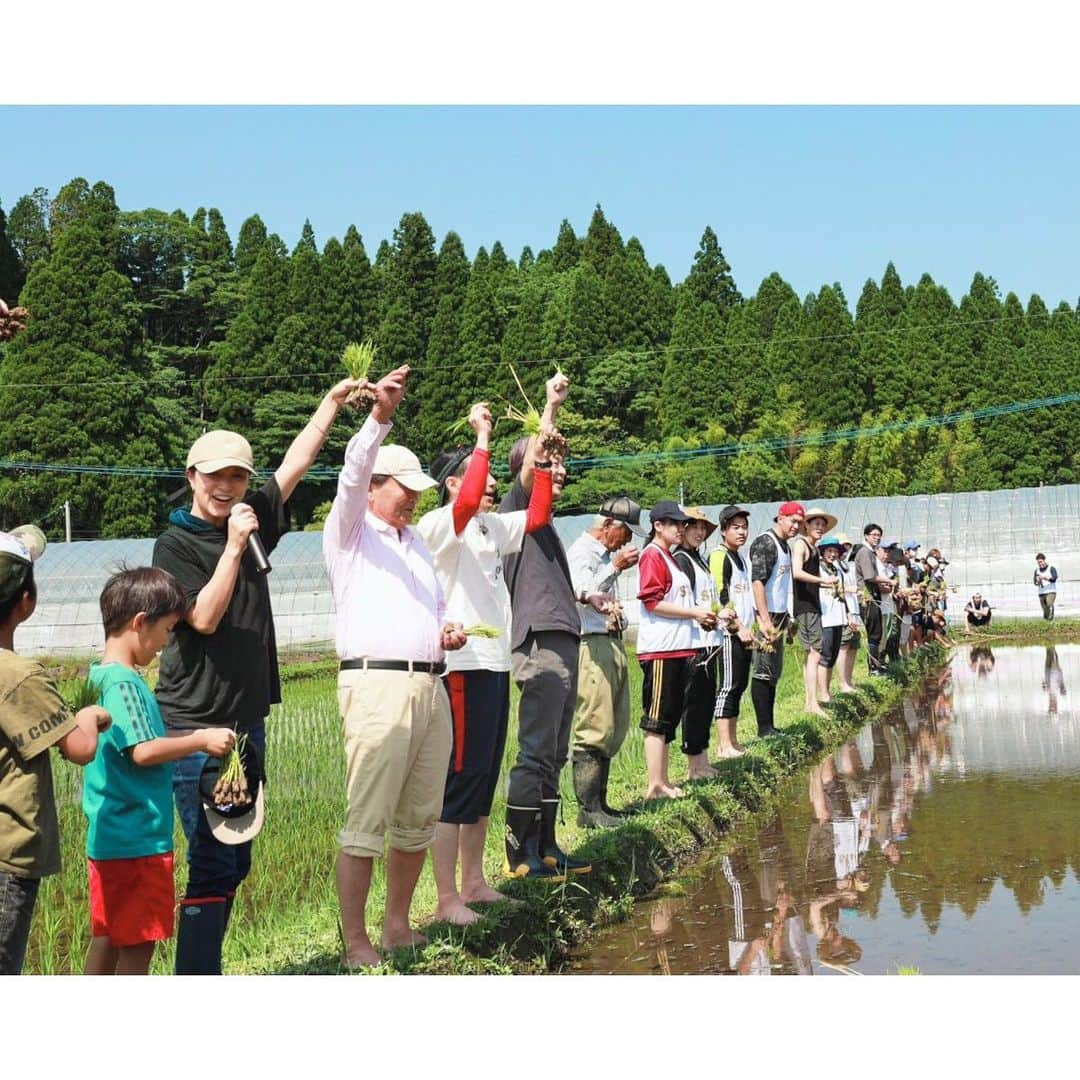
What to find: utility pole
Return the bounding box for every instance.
[64,500,72,543]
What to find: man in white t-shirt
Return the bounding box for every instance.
[418,402,555,922]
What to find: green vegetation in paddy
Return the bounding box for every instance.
[29,640,943,975]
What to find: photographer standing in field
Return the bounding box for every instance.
[154,376,362,975]
[1035,554,1058,621]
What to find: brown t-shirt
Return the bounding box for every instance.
[0,651,77,877]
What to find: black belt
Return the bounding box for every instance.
[583,631,623,639]
[339,658,446,675]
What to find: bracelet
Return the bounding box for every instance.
[311,420,331,437]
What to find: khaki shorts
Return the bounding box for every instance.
[796,610,823,651]
[337,668,452,858]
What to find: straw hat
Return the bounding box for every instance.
[681,506,717,538]
[800,506,838,535]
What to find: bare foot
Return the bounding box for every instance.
[644,783,685,800]
[807,706,828,717]
[434,897,481,926]
[718,747,745,759]
[687,763,719,779]
[340,940,381,970]
[819,694,832,704]
[381,926,428,952]
[837,684,856,693]
[460,882,519,905]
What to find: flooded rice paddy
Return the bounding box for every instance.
[569,645,1080,975]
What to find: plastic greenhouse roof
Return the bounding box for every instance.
[18,482,1079,655]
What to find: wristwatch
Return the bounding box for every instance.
[577,589,589,605]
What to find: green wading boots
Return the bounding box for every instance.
[539,798,592,875]
[572,749,622,829]
[504,804,564,881]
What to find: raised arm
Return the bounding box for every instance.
[451,403,494,535]
[274,378,366,501]
[323,366,409,557]
[519,371,568,493]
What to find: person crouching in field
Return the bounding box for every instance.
[83,568,235,975]
[324,365,467,968]
[636,502,722,799]
[418,400,554,922]
[0,526,111,976]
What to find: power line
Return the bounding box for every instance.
[2,390,1077,482]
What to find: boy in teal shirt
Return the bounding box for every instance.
[83,567,234,975]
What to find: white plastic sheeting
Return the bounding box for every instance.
[17,482,1078,656]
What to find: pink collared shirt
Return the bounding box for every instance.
[323,415,445,662]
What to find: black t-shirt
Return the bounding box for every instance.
[500,476,579,650]
[153,479,288,732]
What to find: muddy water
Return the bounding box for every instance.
[568,645,1080,975]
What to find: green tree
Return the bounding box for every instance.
[6,188,51,277]
[683,226,742,315]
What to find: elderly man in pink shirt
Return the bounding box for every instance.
[323,364,467,968]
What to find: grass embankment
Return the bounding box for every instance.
[955,616,1080,645]
[28,639,944,975]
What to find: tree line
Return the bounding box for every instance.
[0,178,1077,538]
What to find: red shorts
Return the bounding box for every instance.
[88,853,176,947]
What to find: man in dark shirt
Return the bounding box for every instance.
[154,377,360,974]
[854,523,892,674]
[501,373,600,880]
[749,501,804,737]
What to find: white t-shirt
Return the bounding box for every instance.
[417,504,528,672]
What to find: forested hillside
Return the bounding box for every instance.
[0,179,1077,537]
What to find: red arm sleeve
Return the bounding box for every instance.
[451,448,490,535]
[523,467,553,533]
[637,546,671,611]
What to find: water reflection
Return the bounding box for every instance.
[570,646,1080,975]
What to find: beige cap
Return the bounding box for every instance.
[186,430,256,474]
[0,524,46,603]
[373,444,438,492]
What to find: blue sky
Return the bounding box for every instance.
[4,105,1079,308]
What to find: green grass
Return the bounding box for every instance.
[27,640,943,975]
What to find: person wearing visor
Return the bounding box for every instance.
[325,365,468,968]
[0,525,111,974]
[155,373,363,974]
[567,495,642,827]
[790,507,838,717]
[418,400,554,922]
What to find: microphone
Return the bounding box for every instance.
[248,532,272,575]
[232,503,271,575]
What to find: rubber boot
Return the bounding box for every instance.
[751,680,777,737]
[573,751,622,829]
[174,896,227,975]
[503,805,563,881]
[598,752,635,818]
[539,799,592,875]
